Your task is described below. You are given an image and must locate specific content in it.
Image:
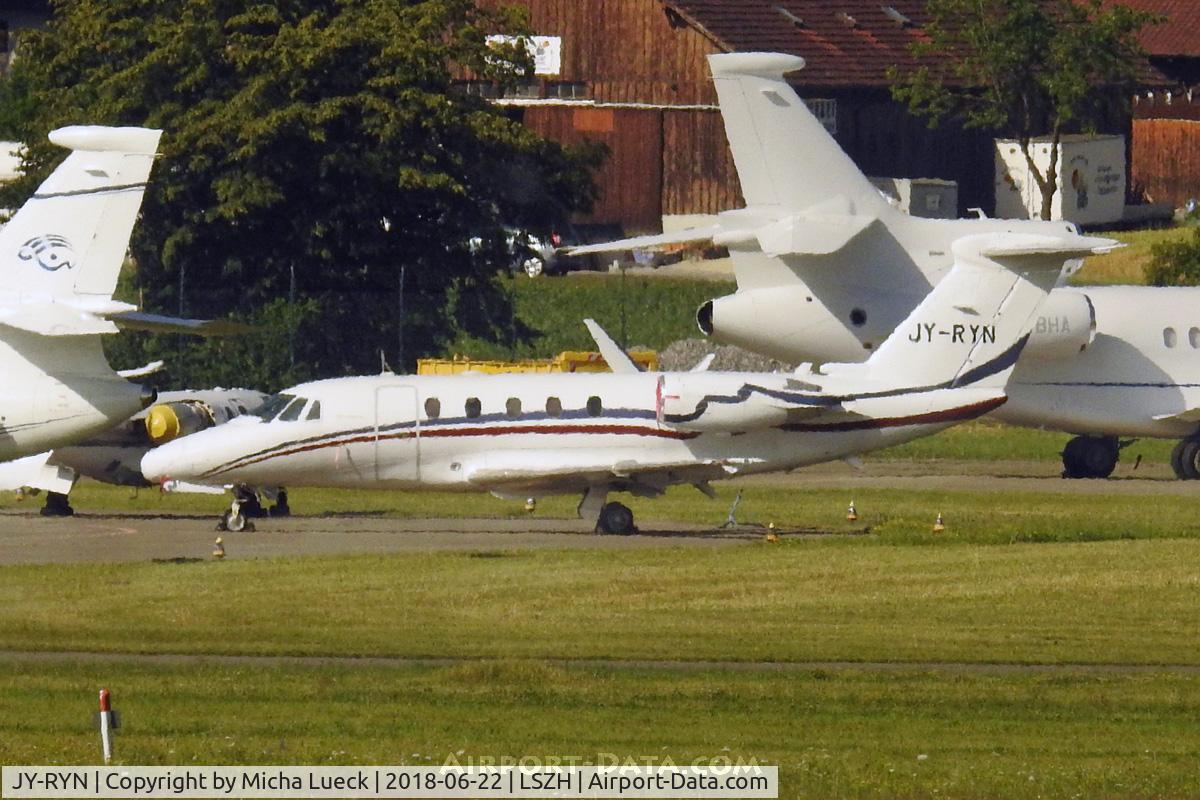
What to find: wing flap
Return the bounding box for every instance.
[107,311,253,337]
[463,451,735,491]
[0,452,77,494]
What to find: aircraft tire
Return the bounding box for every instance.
[1171,440,1189,479]
[221,510,253,533]
[269,490,291,518]
[1061,437,1089,478]
[1061,436,1117,479]
[522,257,545,278]
[596,501,635,535]
[1175,439,1200,480]
[39,492,74,517]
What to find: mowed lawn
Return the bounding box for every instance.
[1,657,1198,799]
[1,537,1198,665]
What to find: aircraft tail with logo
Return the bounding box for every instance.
[0,127,161,310]
[0,126,250,338]
[826,232,1118,393]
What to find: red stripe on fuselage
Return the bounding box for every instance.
[203,423,694,478]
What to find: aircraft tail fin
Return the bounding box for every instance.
[0,126,162,300]
[854,233,1119,391]
[708,52,887,215]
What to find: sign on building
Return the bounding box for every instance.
[994,135,1126,225]
[486,35,562,76]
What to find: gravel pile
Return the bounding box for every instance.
[658,338,794,373]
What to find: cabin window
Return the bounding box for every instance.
[1190,328,1200,349]
[1164,327,1178,348]
[424,397,441,419]
[465,397,482,418]
[586,396,603,417]
[255,393,296,421]
[306,400,322,421]
[506,397,522,417]
[546,396,563,417]
[278,397,307,422]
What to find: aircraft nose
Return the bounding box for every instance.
[140,439,196,483]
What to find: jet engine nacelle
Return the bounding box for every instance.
[697,286,895,364]
[657,374,791,433]
[1022,290,1096,361]
[144,401,218,445]
[698,286,1096,365]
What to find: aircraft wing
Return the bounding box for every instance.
[106,311,254,337]
[1152,407,1200,424]
[0,452,77,494]
[0,303,119,336]
[463,451,744,495]
[564,226,721,256]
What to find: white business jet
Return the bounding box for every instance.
[141,228,1111,533]
[572,53,1200,480]
[0,388,267,516]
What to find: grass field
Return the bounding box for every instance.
[3,658,1198,798]
[3,536,1200,664]
[4,489,1200,797]
[1074,225,1193,285]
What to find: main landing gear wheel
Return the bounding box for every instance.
[39,491,74,517]
[596,501,636,535]
[1061,435,1119,479]
[269,489,291,517]
[1171,437,1200,480]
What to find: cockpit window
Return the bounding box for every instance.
[277,397,307,422]
[255,393,296,421]
[305,400,322,421]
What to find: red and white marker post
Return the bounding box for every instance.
[98,688,114,764]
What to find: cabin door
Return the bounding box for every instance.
[374,385,420,483]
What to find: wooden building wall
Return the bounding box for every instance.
[480,0,739,231]
[523,106,665,232]
[662,108,742,215]
[1132,118,1200,206]
[487,0,722,104]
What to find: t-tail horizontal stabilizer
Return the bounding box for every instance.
[831,231,1120,393]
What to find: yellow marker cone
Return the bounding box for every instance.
[213,537,226,559]
[765,522,779,542]
[846,501,858,522]
[524,497,537,514]
[933,512,945,533]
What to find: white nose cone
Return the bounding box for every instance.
[140,440,194,483]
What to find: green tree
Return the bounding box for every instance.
[891,0,1156,220]
[4,0,600,389]
[1146,227,1200,286]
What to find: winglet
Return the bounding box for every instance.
[582,319,641,374]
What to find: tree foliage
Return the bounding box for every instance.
[1146,226,1200,286]
[891,0,1157,220]
[3,0,601,389]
